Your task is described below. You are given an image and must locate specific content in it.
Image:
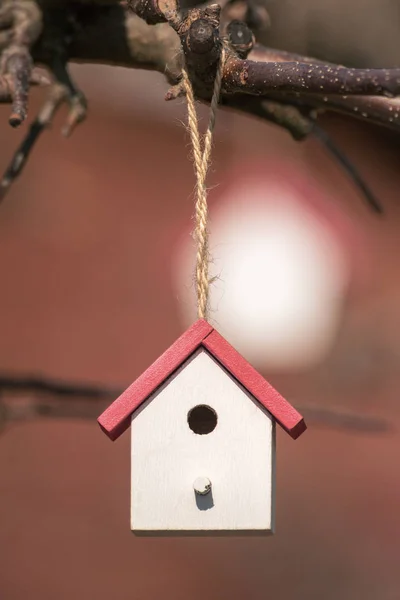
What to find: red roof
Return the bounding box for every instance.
[98,319,306,441]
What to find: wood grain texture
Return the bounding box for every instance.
[203,330,306,439]
[130,348,275,534]
[97,319,213,440]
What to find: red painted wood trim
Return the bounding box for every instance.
[98,319,213,440]
[203,330,306,439]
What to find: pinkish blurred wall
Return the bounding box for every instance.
[0,66,399,600]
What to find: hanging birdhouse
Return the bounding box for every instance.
[98,319,306,535]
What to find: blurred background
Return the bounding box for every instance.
[0,1,400,598]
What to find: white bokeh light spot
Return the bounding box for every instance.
[173,180,351,371]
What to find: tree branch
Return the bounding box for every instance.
[242,45,400,133]
[0,373,392,434]
[26,2,400,114]
[297,93,400,134]
[0,0,399,206]
[223,59,400,97]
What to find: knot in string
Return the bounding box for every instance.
[181,43,226,321]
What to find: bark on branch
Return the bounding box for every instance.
[224,59,400,97]
[2,0,399,123]
[0,0,399,210]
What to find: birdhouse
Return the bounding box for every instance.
[98,319,306,535]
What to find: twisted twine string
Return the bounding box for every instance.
[181,44,226,320]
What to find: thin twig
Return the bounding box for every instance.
[0,119,43,200]
[0,70,86,201]
[224,97,383,213]
[313,124,383,214]
[0,84,66,201]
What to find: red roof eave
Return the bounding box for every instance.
[202,329,306,439]
[98,319,306,441]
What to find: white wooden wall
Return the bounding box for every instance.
[131,348,276,535]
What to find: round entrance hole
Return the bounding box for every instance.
[187,405,217,435]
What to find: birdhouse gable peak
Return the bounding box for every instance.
[97,319,306,441]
